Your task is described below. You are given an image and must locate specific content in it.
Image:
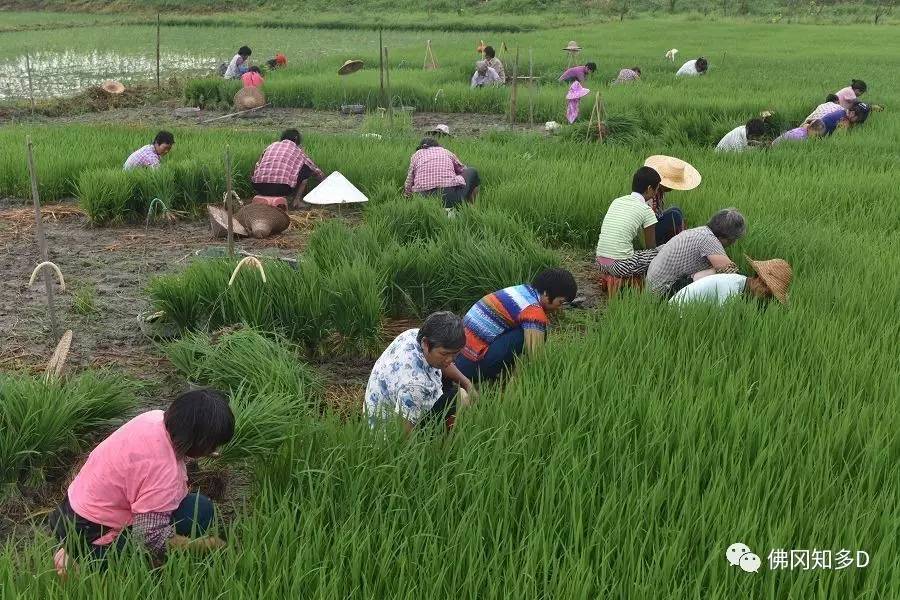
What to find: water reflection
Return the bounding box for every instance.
[0,50,220,100]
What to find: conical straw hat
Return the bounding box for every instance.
[644,155,702,190]
[338,59,364,75]
[233,86,266,110]
[208,205,249,238]
[563,40,582,51]
[746,256,792,305]
[100,80,125,95]
[236,203,290,239]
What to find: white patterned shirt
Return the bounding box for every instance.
[123,145,160,170]
[715,125,749,152]
[364,329,443,427]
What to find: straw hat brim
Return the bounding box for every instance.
[100,80,125,95]
[338,60,364,75]
[236,204,290,239]
[644,155,702,190]
[233,87,266,110]
[564,43,582,51]
[746,255,791,305]
[208,205,249,238]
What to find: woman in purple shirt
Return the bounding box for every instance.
[559,62,597,83]
[772,119,826,145]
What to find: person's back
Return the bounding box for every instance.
[461,284,546,363]
[676,60,697,76]
[669,273,747,305]
[715,125,747,152]
[408,146,463,192]
[805,101,842,123]
[241,70,264,88]
[647,225,725,294]
[595,193,657,260]
[68,410,186,529]
[820,108,847,134]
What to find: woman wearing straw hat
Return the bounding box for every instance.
[123,131,174,170]
[643,155,700,245]
[646,208,746,298]
[669,257,792,306]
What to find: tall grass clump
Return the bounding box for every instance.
[0,371,135,490]
[77,168,133,224]
[164,327,323,401]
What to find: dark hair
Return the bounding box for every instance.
[248,66,261,74]
[417,137,440,150]
[484,45,496,58]
[164,388,234,458]
[153,130,174,145]
[707,207,746,243]
[631,66,641,75]
[585,62,597,72]
[745,118,766,137]
[238,46,252,57]
[632,166,661,194]
[532,268,577,302]
[417,311,465,351]
[280,129,301,144]
[825,93,839,103]
[850,79,867,94]
[849,101,870,124]
[696,57,709,72]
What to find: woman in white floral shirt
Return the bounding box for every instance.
[365,312,475,433]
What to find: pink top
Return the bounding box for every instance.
[835,86,857,109]
[68,410,187,544]
[403,146,466,195]
[242,71,264,88]
[559,65,589,83]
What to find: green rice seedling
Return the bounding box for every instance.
[77,168,133,224]
[127,166,178,216]
[71,283,98,315]
[305,220,388,273]
[165,327,322,402]
[379,242,440,317]
[360,110,414,137]
[147,258,234,330]
[267,260,331,352]
[366,196,448,245]
[0,370,135,490]
[324,258,384,357]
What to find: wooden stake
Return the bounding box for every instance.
[25,53,36,117]
[26,137,59,342]
[528,49,535,126]
[423,40,437,70]
[384,47,393,127]
[508,48,519,124]
[156,13,161,93]
[379,29,385,108]
[225,146,234,257]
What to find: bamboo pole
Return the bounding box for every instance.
[156,13,161,93]
[528,49,534,126]
[384,47,393,127]
[379,29,385,108]
[225,147,234,257]
[508,48,519,124]
[26,137,60,341]
[25,53,35,117]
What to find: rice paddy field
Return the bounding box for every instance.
[2,4,900,599]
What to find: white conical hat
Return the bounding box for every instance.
[303,172,369,205]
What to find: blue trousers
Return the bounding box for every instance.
[454,327,525,383]
[655,207,684,245]
[50,493,216,559]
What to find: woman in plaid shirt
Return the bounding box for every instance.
[48,389,234,573]
[403,138,480,209]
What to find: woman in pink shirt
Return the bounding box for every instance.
[834,79,866,109]
[48,389,234,572]
[241,66,265,88]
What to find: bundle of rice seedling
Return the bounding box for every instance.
[165,327,322,402]
[324,258,384,356]
[0,371,135,488]
[77,168,133,224]
[367,196,448,245]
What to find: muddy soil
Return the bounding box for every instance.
[0,197,600,547]
[2,104,545,137]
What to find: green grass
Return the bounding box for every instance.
[0,371,136,492]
